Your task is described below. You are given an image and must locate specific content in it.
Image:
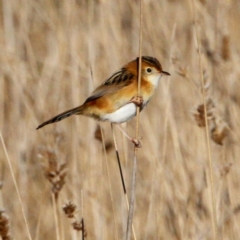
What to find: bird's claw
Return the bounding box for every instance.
[130,96,143,107]
[132,138,142,148]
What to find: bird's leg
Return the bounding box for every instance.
[128,95,143,147]
[115,96,143,148]
[131,138,141,148]
[130,95,143,107]
[115,124,141,148]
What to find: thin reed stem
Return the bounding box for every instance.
[126,0,143,240]
[100,125,119,240]
[190,1,218,239]
[0,132,33,240]
[111,124,137,240]
[52,193,61,240]
[35,184,49,240]
[81,218,85,240]
[111,124,126,194]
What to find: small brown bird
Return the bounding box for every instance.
[37,56,170,130]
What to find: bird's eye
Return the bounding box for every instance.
[146,67,152,73]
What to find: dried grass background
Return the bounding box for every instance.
[1,0,240,239]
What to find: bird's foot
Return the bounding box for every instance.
[130,95,143,107]
[115,124,142,148]
[132,137,142,148]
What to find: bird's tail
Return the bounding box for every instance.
[36,106,83,130]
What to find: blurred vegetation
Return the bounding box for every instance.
[0,0,240,239]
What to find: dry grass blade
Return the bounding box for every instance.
[126,1,143,240]
[0,133,32,240]
[38,148,67,240]
[52,193,60,240]
[62,201,87,238]
[190,0,217,239]
[101,125,119,240]
[111,124,136,240]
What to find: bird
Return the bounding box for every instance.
[37,56,170,138]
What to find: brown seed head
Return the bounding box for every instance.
[62,201,77,218]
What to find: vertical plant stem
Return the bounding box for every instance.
[81,218,85,240]
[190,0,218,239]
[111,124,127,194]
[126,0,143,239]
[111,124,137,240]
[0,132,33,240]
[52,193,61,240]
[100,125,119,240]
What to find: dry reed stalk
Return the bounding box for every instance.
[62,201,87,239]
[99,124,119,240]
[52,193,60,240]
[39,149,67,200]
[0,132,32,240]
[39,148,67,240]
[111,124,136,240]
[126,0,143,239]
[156,23,176,239]
[190,0,218,239]
[34,184,49,240]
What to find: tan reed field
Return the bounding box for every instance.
[1,0,240,239]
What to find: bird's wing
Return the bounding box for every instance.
[84,68,135,103]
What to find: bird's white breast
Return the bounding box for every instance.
[101,103,137,123]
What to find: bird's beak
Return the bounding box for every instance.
[161,70,170,76]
